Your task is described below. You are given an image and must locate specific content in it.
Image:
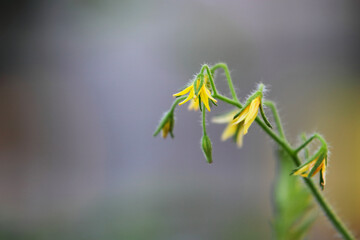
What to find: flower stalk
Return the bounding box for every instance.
[201,104,213,164]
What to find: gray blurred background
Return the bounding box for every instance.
[0,0,359,239]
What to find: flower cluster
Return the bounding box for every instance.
[173,74,217,112]
[154,63,329,190]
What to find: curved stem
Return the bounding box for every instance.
[301,133,310,159]
[294,134,327,154]
[210,63,239,102]
[201,65,218,96]
[264,101,286,139]
[171,96,187,112]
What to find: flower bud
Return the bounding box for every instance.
[153,111,175,139]
[201,134,213,164]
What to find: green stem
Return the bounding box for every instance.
[254,117,295,156]
[170,96,187,112]
[202,104,207,135]
[294,134,327,154]
[214,94,242,108]
[201,65,219,96]
[301,133,310,159]
[264,101,286,139]
[302,177,354,240]
[210,63,239,102]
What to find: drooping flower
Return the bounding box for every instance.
[232,96,261,134]
[292,151,327,189]
[212,96,262,148]
[173,74,217,111]
[153,111,175,139]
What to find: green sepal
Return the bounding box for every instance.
[290,148,323,175]
[201,134,213,164]
[232,124,241,143]
[259,101,272,128]
[232,92,262,120]
[169,114,175,138]
[153,111,173,137]
[307,152,326,179]
[210,98,217,106]
[198,95,202,112]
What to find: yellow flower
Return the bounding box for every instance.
[292,154,327,189]
[173,75,217,112]
[153,112,175,139]
[232,96,261,134]
[212,96,261,148]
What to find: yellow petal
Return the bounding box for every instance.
[162,121,171,138]
[188,98,199,111]
[173,85,193,97]
[310,160,325,177]
[195,78,201,89]
[244,97,260,126]
[321,164,326,187]
[232,106,250,125]
[179,88,195,105]
[200,86,211,111]
[292,159,316,176]
[221,123,237,141]
[212,110,238,124]
[205,87,217,103]
[236,125,245,148]
[243,115,257,135]
[204,74,209,82]
[242,97,261,134]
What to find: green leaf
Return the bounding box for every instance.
[272,148,316,240]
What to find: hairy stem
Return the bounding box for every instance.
[211,63,239,102]
[202,104,207,135]
[264,101,286,139]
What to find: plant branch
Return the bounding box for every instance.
[211,69,355,239]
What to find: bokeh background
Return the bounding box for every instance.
[0,1,359,239]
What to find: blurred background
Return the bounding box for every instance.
[0,0,359,239]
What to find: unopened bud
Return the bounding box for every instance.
[201,134,213,164]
